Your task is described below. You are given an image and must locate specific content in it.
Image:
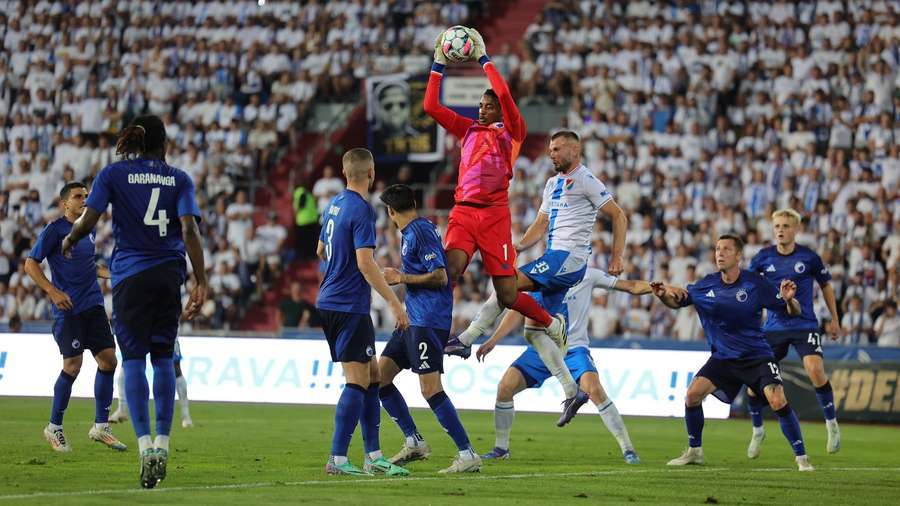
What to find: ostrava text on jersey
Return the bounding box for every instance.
[85,159,201,287]
[681,270,788,360]
[400,217,451,330]
[749,245,831,332]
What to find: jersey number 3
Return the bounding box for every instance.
[144,187,170,237]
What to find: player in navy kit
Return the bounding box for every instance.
[61,115,208,488]
[652,234,815,471]
[745,208,842,457]
[317,148,411,477]
[374,184,481,474]
[25,182,126,453]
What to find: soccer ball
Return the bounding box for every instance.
[441,26,474,63]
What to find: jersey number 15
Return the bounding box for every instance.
[144,187,170,237]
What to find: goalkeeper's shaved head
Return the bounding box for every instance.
[342,148,374,183]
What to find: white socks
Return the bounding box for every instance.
[405,433,426,448]
[459,448,477,459]
[367,450,383,461]
[115,370,128,414]
[494,400,515,450]
[138,435,153,453]
[459,292,505,346]
[333,455,348,465]
[176,376,190,417]
[48,423,62,431]
[525,327,577,398]
[154,435,169,451]
[94,422,109,430]
[597,400,634,453]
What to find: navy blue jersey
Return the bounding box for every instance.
[85,159,201,287]
[749,245,830,332]
[682,270,787,360]
[401,217,452,330]
[316,190,376,314]
[28,218,104,319]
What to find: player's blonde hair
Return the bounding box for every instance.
[342,148,374,181]
[771,208,802,224]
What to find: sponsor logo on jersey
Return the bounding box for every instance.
[735,289,748,302]
[424,252,436,261]
[766,264,776,272]
[706,290,716,298]
[794,261,806,273]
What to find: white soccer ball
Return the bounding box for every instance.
[441,25,474,63]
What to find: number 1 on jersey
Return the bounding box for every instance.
[144,187,169,237]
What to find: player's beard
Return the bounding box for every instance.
[554,159,573,173]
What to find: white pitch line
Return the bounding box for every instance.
[1,467,896,501]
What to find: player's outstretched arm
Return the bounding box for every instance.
[469,29,526,142]
[476,308,522,362]
[598,199,628,276]
[614,279,653,296]
[515,211,549,252]
[651,281,689,309]
[61,207,100,257]
[356,247,410,330]
[423,33,473,139]
[24,257,74,311]
[181,215,208,320]
[383,266,448,289]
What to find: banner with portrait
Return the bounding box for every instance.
[366,73,443,162]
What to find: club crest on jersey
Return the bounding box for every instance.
[366,346,375,357]
[564,179,574,191]
[735,289,748,302]
[72,339,81,349]
[794,262,806,273]
[401,241,408,256]
[766,264,776,272]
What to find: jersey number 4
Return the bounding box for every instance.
[143,187,170,237]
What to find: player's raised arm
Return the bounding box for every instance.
[423,33,474,139]
[469,29,526,142]
[515,211,549,252]
[61,207,100,256]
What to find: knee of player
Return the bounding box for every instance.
[764,386,788,410]
[496,290,518,309]
[684,390,705,407]
[419,381,443,399]
[96,353,118,371]
[586,385,607,405]
[496,381,517,402]
[63,363,82,377]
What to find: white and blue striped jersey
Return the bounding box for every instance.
[539,165,613,262]
[562,267,618,349]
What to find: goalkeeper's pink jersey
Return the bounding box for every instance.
[424,59,526,207]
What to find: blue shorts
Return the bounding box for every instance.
[318,309,376,363]
[520,249,586,315]
[511,346,597,388]
[765,330,823,361]
[696,356,783,404]
[382,326,449,374]
[112,260,183,360]
[52,306,115,359]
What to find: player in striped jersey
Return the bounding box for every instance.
[475,268,648,463]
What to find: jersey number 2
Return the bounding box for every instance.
[144,187,170,237]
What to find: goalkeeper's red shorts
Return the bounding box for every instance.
[445,203,517,277]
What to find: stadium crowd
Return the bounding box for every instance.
[0,0,897,346]
[367,0,900,347]
[0,0,480,330]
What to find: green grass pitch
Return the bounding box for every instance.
[1,397,899,505]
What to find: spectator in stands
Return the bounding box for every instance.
[312,165,344,217]
[277,281,318,330]
[875,301,900,347]
[292,184,320,260]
